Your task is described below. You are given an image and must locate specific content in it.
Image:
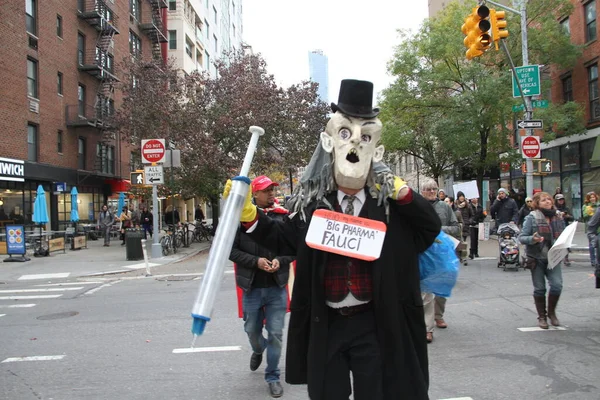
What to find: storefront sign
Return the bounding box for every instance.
[72,235,87,250]
[0,157,25,182]
[5,225,26,255]
[54,182,67,192]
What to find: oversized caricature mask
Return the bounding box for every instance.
[320,112,384,190]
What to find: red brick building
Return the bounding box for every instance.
[0,0,167,231]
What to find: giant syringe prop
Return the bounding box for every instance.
[190,126,265,339]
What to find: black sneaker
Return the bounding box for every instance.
[250,352,263,371]
[268,381,283,398]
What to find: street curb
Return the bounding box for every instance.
[81,243,212,278]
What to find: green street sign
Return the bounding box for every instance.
[512,65,541,98]
[512,100,549,112]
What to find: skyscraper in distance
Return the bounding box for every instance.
[308,50,329,103]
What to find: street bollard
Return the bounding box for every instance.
[141,239,151,276]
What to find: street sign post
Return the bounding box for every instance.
[144,165,164,185]
[512,65,541,97]
[521,135,541,158]
[141,139,166,164]
[512,100,548,112]
[131,171,145,186]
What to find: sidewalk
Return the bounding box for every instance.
[0,235,211,282]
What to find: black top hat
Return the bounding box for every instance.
[331,79,380,118]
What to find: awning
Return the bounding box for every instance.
[105,179,131,193]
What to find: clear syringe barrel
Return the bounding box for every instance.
[191,179,247,319]
[190,126,264,336]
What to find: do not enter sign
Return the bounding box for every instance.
[141,139,166,164]
[521,136,541,159]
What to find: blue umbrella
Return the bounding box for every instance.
[117,192,125,215]
[70,187,79,222]
[32,185,49,248]
[32,185,49,225]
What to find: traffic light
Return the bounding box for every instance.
[461,6,492,60]
[490,9,509,50]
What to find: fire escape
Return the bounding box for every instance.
[71,0,120,179]
[139,0,168,61]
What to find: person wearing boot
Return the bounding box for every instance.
[518,192,566,329]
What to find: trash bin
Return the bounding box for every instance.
[125,228,144,261]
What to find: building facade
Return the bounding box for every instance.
[165,0,243,75]
[0,0,168,232]
[308,49,329,103]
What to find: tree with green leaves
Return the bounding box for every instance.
[379,0,584,190]
[112,52,328,225]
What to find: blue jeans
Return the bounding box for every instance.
[587,233,599,266]
[242,286,287,383]
[531,259,563,297]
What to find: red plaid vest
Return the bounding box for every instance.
[323,199,373,303]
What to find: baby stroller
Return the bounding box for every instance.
[497,223,521,271]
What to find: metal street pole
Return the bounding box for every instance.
[519,0,534,198]
[151,184,161,259]
[487,0,533,198]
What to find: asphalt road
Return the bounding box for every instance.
[1,252,599,400]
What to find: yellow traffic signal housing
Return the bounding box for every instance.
[461,6,492,60]
[490,9,509,50]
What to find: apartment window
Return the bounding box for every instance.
[169,30,177,49]
[196,50,202,70]
[27,58,38,98]
[205,20,209,39]
[78,137,86,170]
[185,36,193,58]
[585,1,597,42]
[26,0,37,35]
[562,75,573,102]
[129,31,142,56]
[205,50,210,70]
[97,143,115,174]
[213,34,217,53]
[589,64,600,119]
[232,1,236,15]
[130,0,141,20]
[213,6,217,23]
[57,131,63,153]
[78,84,86,116]
[77,33,85,65]
[57,15,63,38]
[27,124,38,162]
[232,23,236,39]
[169,0,176,11]
[57,72,63,95]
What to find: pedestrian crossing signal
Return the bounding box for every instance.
[539,160,552,174]
[130,171,145,186]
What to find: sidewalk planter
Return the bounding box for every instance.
[125,228,144,261]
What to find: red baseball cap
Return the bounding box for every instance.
[252,176,279,192]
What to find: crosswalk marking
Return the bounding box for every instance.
[518,326,567,332]
[1,355,65,363]
[173,346,242,354]
[0,288,83,293]
[18,273,71,280]
[0,295,62,300]
[0,304,36,308]
[34,282,102,287]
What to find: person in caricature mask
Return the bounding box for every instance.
[224,79,441,400]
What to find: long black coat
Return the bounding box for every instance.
[249,189,441,400]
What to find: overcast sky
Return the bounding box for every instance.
[242,0,429,106]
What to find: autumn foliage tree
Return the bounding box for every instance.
[112,52,328,224]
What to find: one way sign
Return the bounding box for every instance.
[144,165,164,185]
[517,120,543,130]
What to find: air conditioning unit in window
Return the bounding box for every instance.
[29,99,39,114]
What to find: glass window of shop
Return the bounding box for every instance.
[580,138,598,169]
[56,188,102,231]
[0,182,50,233]
[561,142,580,171]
